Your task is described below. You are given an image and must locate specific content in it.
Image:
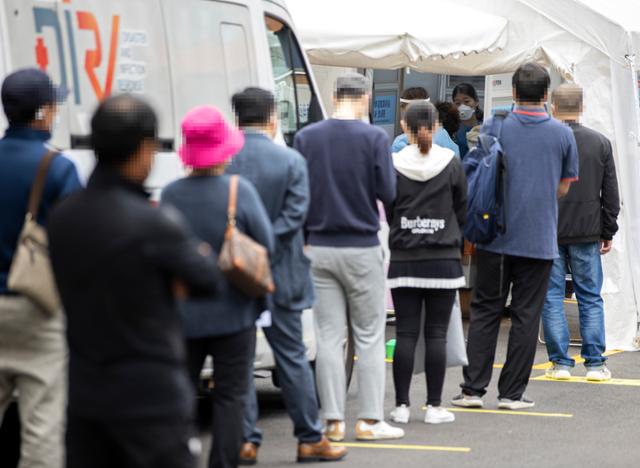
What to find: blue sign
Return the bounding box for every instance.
[373,94,397,125]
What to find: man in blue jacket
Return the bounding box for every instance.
[227,88,346,464]
[0,68,82,468]
[454,63,579,411]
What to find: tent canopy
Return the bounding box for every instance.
[286,0,508,69]
[288,0,640,350]
[288,0,640,75]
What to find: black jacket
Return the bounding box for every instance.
[48,166,222,422]
[386,156,467,260]
[558,123,620,244]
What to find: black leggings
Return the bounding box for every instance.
[391,288,456,407]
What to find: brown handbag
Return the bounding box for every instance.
[7,150,62,315]
[218,175,275,297]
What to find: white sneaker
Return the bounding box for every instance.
[324,421,346,442]
[451,393,484,408]
[390,404,410,424]
[497,397,535,410]
[545,364,572,380]
[424,406,455,425]
[586,366,612,382]
[355,420,405,440]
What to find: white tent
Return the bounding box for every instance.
[288,0,640,350]
[286,0,508,68]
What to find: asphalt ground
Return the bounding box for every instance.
[199,319,640,468]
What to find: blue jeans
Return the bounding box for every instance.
[243,306,322,445]
[542,243,606,368]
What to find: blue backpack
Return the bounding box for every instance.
[463,110,509,244]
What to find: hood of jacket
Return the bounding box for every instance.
[392,143,455,182]
[511,106,551,126]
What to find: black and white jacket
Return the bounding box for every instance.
[386,143,467,289]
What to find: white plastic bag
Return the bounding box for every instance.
[412,292,468,374]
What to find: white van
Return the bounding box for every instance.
[0,0,324,376]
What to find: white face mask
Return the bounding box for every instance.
[458,104,475,121]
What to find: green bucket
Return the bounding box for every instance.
[385,339,396,360]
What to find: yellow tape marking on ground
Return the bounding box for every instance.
[531,375,640,386]
[386,358,503,367]
[433,407,573,418]
[333,442,470,453]
[532,350,624,370]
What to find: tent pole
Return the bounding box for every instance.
[624,51,640,342]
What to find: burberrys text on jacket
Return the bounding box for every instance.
[400,216,446,234]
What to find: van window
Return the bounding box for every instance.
[265,16,321,146]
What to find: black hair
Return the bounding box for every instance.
[400,87,429,112]
[512,62,551,103]
[405,101,436,154]
[401,87,429,101]
[90,94,158,166]
[4,104,38,125]
[435,101,460,137]
[452,82,484,121]
[452,82,478,101]
[232,87,276,126]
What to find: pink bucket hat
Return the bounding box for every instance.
[178,106,244,168]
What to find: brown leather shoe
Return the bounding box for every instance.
[297,436,347,463]
[239,442,258,466]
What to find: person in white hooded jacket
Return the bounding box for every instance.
[385,101,467,426]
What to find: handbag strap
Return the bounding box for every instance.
[226,175,239,228]
[27,150,58,221]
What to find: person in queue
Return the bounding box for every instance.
[0,68,82,468]
[542,84,620,382]
[294,72,404,442]
[452,82,484,158]
[226,87,346,464]
[391,87,460,157]
[453,63,579,411]
[48,94,222,468]
[160,105,274,468]
[386,101,467,426]
[434,101,461,146]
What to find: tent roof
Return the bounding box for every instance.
[288,0,640,73]
[518,0,640,67]
[286,0,508,69]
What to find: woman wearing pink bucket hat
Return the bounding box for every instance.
[178,105,245,170]
[161,105,274,468]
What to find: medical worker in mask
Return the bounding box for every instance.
[452,83,484,158]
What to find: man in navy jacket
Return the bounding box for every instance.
[293,73,403,442]
[227,88,346,464]
[0,68,81,468]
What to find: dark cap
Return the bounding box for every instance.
[335,72,369,95]
[1,68,68,124]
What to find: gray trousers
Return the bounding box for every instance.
[308,246,386,421]
[0,296,67,468]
